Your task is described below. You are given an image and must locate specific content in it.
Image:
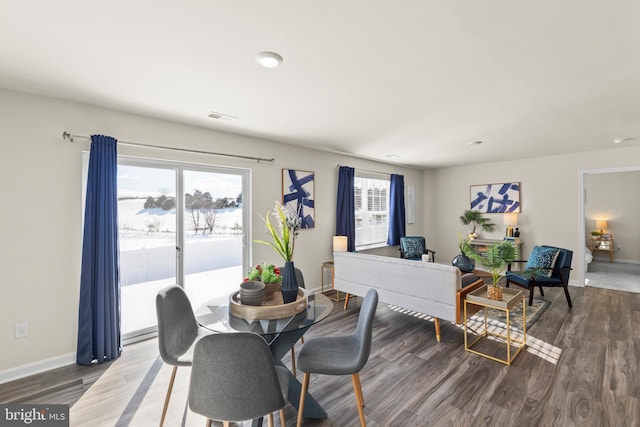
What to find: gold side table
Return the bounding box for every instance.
[464,285,526,365]
[321,261,345,302]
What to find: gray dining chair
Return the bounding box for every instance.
[296,289,378,427]
[156,285,212,427]
[279,265,306,376]
[188,332,289,427]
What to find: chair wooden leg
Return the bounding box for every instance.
[434,318,441,342]
[352,372,365,407]
[351,374,366,427]
[267,413,274,427]
[528,287,534,306]
[297,373,310,427]
[160,365,177,427]
[344,294,351,310]
[563,285,573,308]
[222,421,229,427]
[291,348,297,376]
[279,409,286,427]
[207,420,213,427]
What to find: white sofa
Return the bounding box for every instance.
[333,251,484,341]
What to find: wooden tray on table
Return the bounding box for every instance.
[229,288,308,320]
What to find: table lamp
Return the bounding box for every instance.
[595,220,608,236]
[333,236,348,252]
[503,213,518,237]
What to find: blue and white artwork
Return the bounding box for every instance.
[470,182,520,213]
[283,169,315,228]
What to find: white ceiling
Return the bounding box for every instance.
[1,1,639,168]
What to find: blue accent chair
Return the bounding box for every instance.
[505,245,573,307]
[399,236,436,262]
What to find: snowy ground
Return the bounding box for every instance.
[118,198,243,250]
[117,199,245,335]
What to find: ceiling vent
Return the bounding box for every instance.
[208,111,238,122]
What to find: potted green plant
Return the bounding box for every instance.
[465,240,517,300]
[590,230,601,240]
[244,263,282,301]
[459,210,495,239]
[254,202,302,303]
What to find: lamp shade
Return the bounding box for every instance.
[595,220,608,231]
[333,236,348,252]
[503,213,518,226]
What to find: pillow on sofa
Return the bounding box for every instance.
[526,246,560,278]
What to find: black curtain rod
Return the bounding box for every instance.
[336,164,391,176]
[62,131,275,163]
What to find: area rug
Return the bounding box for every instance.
[471,298,550,331]
[387,298,549,332]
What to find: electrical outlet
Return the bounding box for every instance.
[15,322,29,339]
[617,245,622,251]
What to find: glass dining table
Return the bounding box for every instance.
[195,290,334,424]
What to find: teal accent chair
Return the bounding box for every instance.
[505,245,573,307]
[399,236,436,262]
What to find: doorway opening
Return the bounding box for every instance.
[580,166,640,293]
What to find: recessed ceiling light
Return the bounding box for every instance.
[468,140,483,146]
[385,154,400,158]
[613,137,633,144]
[255,51,283,68]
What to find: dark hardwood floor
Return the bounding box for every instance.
[1,285,638,426]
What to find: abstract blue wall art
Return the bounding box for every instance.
[282,168,315,228]
[470,182,520,213]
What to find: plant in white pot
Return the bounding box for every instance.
[459,210,495,239]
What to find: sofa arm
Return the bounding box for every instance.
[455,277,485,324]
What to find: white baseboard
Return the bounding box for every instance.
[0,352,75,385]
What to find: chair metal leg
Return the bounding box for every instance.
[351,374,366,427]
[297,373,310,427]
[160,365,178,427]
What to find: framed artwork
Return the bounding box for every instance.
[470,182,520,213]
[282,169,315,228]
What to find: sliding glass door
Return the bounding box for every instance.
[117,159,248,341]
[181,168,246,312]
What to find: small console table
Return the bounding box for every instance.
[468,238,523,260]
[321,261,346,302]
[589,235,614,263]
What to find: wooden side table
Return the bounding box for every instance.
[464,285,526,365]
[589,235,614,263]
[321,261,345,302]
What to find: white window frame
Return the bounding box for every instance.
[354,172,390,250]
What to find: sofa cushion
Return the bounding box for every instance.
[526,246,560,278]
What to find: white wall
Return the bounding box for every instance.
[0,89,424,377]
[430,147,640,281]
